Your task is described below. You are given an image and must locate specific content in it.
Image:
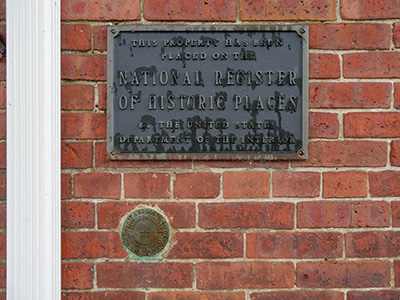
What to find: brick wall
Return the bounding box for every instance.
[2,0,400,299]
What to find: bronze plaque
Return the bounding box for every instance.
[120,208,170,257]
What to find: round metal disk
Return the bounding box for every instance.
[121,208,170,257]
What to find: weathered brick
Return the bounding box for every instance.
[61,0,140,21]
[144,0,236,21]
[61,142,93,169]
[61,24,91,51]
[341,0,400,19]
[194,160,288,169]
[297,261,390,288]
[0,0,4,19]
[309,112,339,139]
[95,142,192,169]
[0,203,4,228]
[310,53,340,79]
[124,173,170,198]
[343,52,400,78]
[395,82,400,109]
[370,171,400,197]
[74,172,121,199]
[223,171,269,198]
[0,84,6,109]
[199,202,294,229]
[309,23,390,50]
[348,291,400,300]
[196,261,294,289]
[0,263,5,288]
[392,202,400,227]
[149,292,245,300]
[323,171,367,198]
[0,232,5,259]
[346,231,400,258]
[97,262,192,288]
[98,202,195,229]
[272,171,320,197]
[298,201,390,228]
[97,83,107,110]
[251,291,344,300]
[396,261,400,286]
[345,112,400,138]
[61,202,95,228]
[0,113,5,139]
[240,0,336,21]
[391,141,400,166]
[62,291,146,300]
[247,232,342,259]
[309,82,391,108]
[0,58,5,81]
[0,293,4,300]
[62,54,106,81]
[61,173,72,199]
[167,232,243,259]
[61,84,94,110]
[174,172,220,199]
[62,232,126,259]
[0,172,5,200]
[62,113,106,139]
[61,262,94,290]
[292,141,388,168]
[0,142,5,169]
[94,26,107,51]
[395,23,400,48]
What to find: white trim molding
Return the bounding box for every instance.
[6,0,61,299]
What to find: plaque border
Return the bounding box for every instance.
[107,25,308,160]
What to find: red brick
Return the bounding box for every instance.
[62,231,126,259]
[94,26,107,51]
[223,171,269,198]
[391,141,400,166]
[62,113,106,139]
[309,82,391,108]
[196,261,294,289]
[310,23,390,50]
[0,173,5,200]
[149,292,245,300]
[396,261,400,286]
[0,0,4,19]
[0,142,5,169]
[97,83,107,110]
[98,202,195,229]
[247,232,342,259]
[240,0,336,21]
[310,53,340,79]
[341,0,400,19]
[61,262,94,290]
[346,231,400,258]
[0,84,6,109]
[344,52,400,78]
[194,160,288,169]
[61,24,91,51]
[95,142,192,169]
[0,293,4,300]
[392,202,400,227]
[62,54,106,81]
[0,203,4,228]
[144,0,236,21]
[61,142,93,169]
[273,171,320,197]
[97,262,192,288]
[62,291,146,300]
[74,172,121,199]
[167,232,243,259]
[395,23,400,48]
[370,171,400,197]
[0,232,5,260]
[251,291,344,300]
[62,173,72,199]
[174,172,220,199]
[199,202,294,229]
[0,113,5,139]
[348,291,400,300]
[309,112,339,139]
[297,261,390,288]
[345,112,400,138]
[323,171,367,198]
[61,0,140,20]
[0,263,5,288]
[298,201,390,228]
[396,82,400,109]
[0,58,5,81]
[61,84,94,110]
[61,202,95,228]
[124,173,170,198]
[292,141,388,168]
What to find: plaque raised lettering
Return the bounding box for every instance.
[107,25,308,160]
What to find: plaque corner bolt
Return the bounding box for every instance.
[110,150,116,156]
[298,149,305,157]
[300,28,306,35]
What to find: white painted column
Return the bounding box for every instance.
[6,0,61,299]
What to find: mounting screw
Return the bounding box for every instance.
[298,149,305,156]
[111,28,116,34]
[110,150,116,155]
[300,28,306,34]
